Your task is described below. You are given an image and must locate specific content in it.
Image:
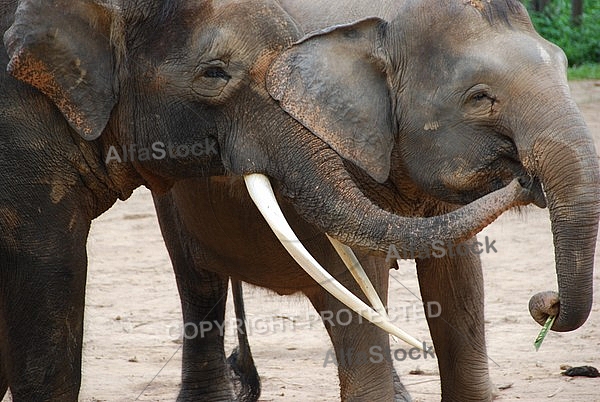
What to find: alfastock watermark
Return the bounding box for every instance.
[385,236,498,262]
[105,138,218,164]
[323,343,436,367]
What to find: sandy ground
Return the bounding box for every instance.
[4,80,600,401]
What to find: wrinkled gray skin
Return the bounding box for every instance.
[281,0,597,398]
[275,0,599,337]
[155,0,599,401]
[0,0,532,400]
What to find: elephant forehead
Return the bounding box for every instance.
[189,26,234,59]
[464,0,486,11]
[407,30,564,89]
[209,0,301,46]
[185,11,298,70]
[393,0,530,42]
[458,32,566,76]
[537,44,553,65]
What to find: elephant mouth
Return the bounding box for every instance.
[442,154,547,209]
[502,150,547,209]
[447,175,546,209]
[518,175,547,208]
[465,146,549,208]
[468,176,546,209]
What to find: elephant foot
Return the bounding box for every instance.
[177,387,235,402]
[176,362,237,402]
[393,370,413,402]
[227,347,261,402]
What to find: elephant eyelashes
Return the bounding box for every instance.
[472,92,488,102]
[465,84,495,106]
[192,62,233,98]
[466,88,498,115]
[470,91,495,104]
[203,67,231,81]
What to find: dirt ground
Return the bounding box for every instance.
[4,80,600,401]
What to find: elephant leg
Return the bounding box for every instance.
[227,278,260,402]
[415,237,493,402]
[392,370,411,400]
[305,253,410,402]
[176,266,232,401]
[0,238,87,401]
[154,194,234,401]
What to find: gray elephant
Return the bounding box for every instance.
[0,0,530,400]
[153,0,600,400]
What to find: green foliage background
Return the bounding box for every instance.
[524,0,600,67]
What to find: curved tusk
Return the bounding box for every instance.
[328,235,406,344]
[326,235,389,318]
[244,173,425,351]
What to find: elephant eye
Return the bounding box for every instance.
[472,92,488,102]
[203,66,231,81]
[465,85,498,115]
[192,60,234,99]
[466,84,496,105]
[196,59,232,81]
[469,91,495,104]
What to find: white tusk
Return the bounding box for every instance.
[244,173,426,351]
[326,235,389,318]
[327,235,403,344]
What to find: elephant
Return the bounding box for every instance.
[0,0,533,400]
[152,0,600,400]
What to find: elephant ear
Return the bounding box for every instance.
[267,18,393,183]
[3,0,117,140]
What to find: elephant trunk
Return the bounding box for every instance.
[272,136,532,254]
[244,130,530,343]
[519,94,600,332]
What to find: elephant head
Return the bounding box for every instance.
[267,0,600,333]
[3,0,533,339]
